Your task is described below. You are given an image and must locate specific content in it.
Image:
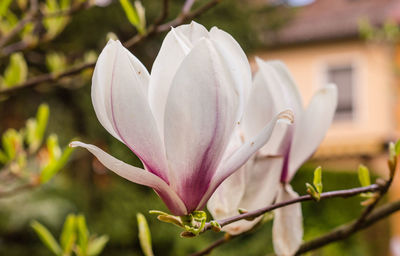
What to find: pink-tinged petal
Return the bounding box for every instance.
[207,163,246,221]
[70,141,187,215]
[148,22,208,138]
[209,156,283,235]
[287,84,338,181]
[197,111,293,210]
[273,184,303,256]
[210,27,251,122]
[105,41,169,183]
[164,38,240,212]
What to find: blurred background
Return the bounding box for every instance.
[0,0,399,255]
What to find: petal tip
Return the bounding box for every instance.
[278,109,294,124]
[69,141,83,148]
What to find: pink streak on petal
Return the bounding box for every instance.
[109,48,169,184]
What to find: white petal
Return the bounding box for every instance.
[207,163,247,221]
[174,21,209,45]
[148,22,209,137]
[104,41,169,183]
[240,156,282,211]
[198,111,293,210]
[91,40,124,141]
[70,141,187,215]
[273,184,303,256]
[210,27,251,122]
[241,71,276,139]
[164,38,240,212]
[211,156,283,235]
[256,58,303,121]
[287,84,338,181]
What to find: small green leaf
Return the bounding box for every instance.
[306,183,320,201]
[120,0,139,25]
[36,104,50,139]
[119,0,145,34]
[2,129,22,160]
[137,213,154,256]
[358,164,371,187]
[87,235,109,256]
[46,52,67,74]
[210,221,221,232]
[76,214,89,254]
[39,144,74,183]
[60,214,77,254]
[2,53,28,88]
[0,0,13,17]
[395,139,400,156]
[0,150,8,164]
[313,166,323,194]
[157,214,183,227]
[31,220,62,256]
[134,0,146,33]
[27,103,50,152]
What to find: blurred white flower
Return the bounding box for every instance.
[208,59,337,256]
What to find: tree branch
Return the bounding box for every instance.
[296,200,400,255]
[201,184,382,233]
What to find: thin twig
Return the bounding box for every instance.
[201,184,382,233]
[0,61,96,96]
[296,200,400,255]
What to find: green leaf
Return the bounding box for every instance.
[36,104,50,142]
[27,104,50,152]
[40,143,74,184]
[306,183,320,201]
[358,164,371,187]
[137,213,154,256]
[313,166,323,194]
[120,0,146,34]
[0,0,13,17]
[2,129,22,160]
[395,139,400,156]
[31,220,62,256]
[60,214,77,254]
[2,53,28,87]
[87,235,109,256]
[0,149,8,164]
[76,214,89,254]
[134,0,146,34]
[46,52,67,74]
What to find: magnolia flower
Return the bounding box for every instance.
[208,59,337,255]
[70,22,292,216]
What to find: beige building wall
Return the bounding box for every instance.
[251,40,397,158]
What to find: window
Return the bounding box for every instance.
[326,65,354,120]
